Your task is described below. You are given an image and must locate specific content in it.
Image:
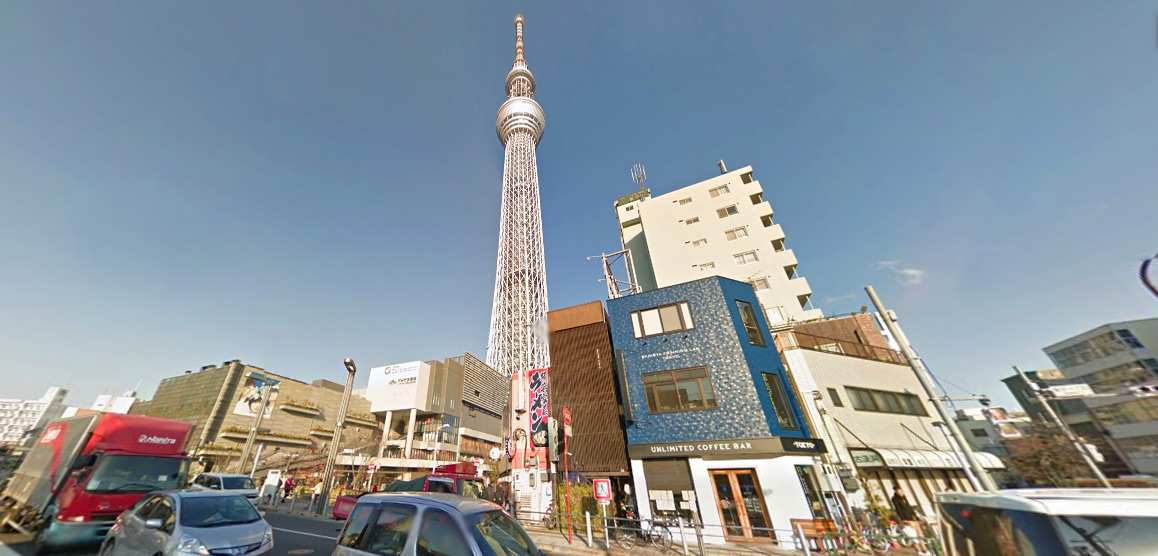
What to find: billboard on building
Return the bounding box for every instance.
[367,361,429,412]
[232,374,277,418]
[528,367,550,448]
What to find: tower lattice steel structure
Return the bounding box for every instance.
[486,14,549,378]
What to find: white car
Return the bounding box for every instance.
[190,473,259,501]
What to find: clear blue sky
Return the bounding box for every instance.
[1,2,1155,409]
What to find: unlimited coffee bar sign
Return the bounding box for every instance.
[628,437,825,459]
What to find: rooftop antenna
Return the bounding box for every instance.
[630,163,647,191]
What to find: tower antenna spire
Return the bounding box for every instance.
[513,14,526,67]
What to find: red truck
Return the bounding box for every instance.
[0,413,193,553]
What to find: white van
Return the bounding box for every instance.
[938,488,1158,555]
[190,473,260,501]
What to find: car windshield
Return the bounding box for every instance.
[1053,515,1158,556]
[469,511,539,556]
[180,495,262,528]
[84,455,186,493]
[221,477,255,489]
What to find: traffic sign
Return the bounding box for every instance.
[562,405,572,437]
[1044,384,1096,399]
[593,478,612,505]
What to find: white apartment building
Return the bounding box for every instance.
[615,162,822,325]
[1043,318,1158,475]
[0,387,69,446]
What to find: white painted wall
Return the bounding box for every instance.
[687,455,814,547]
[615,165,822,323]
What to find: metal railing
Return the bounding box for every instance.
[777,331,908,366]
[512,509,944,555]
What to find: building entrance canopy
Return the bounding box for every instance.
[850,448,1004,470]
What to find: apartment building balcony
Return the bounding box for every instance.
[776,330,908,366]
[753,200,774,221]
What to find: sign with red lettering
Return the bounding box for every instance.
[528,367,550,448]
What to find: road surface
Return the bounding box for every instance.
[0,511,344,556]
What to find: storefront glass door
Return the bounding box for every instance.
[709,469,775,541]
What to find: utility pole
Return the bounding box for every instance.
[1014,366,1112,488]
[237,378,278,474]
[318,358,358,515]
[865,285,998,491]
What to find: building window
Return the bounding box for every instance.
[846,386,929,416]
[1116,329,1145,349]
[760,215,773,227]
[631,302,694,338]
[736,300,766,346]
[675,197,692,205]
[772,239,785,252]
[751,278,769,290]
[970,429,989,438]
[709,185,730,198]
[762,372,799,429]
[625,205,634,211]
[798,294,812,310]
[741,172,754,184]
[690,238,708,247]
[827,388,843,407]
[785,265,798,279]
[1142,358,1158,371]
[685,217,700,225]
[765,306,785,325]
[692,262,716,271]
[725,227,748,241]
[716,205,739,218]
[750,193,763,204]
[643,367,717,413]
[733,251,759,264]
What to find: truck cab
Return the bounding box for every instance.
[1,414,193,552]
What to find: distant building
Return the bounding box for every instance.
[91,391,138,414]
[1038,318,1158,476]
[0,387,69,446]
[953,406,1031,486]
[778,315,1004,525]
[607,276,824,545]
[615,162,823,327]
[546,301,630,486]
[356,353,506,485]
[133,360,377,474]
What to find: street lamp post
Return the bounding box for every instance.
[317,358,358,515]
[1014,365,1111,488]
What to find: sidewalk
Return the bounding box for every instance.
[521,525,798,556]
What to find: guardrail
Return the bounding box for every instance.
[513,509,944,555]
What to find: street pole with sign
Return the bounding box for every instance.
[1014,365,1111,488]
[318,358,358,515]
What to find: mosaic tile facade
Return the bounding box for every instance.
[607,276,811,447]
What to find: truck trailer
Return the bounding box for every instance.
[0,413,193,552]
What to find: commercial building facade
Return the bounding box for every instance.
[615,162,823,326]
[777,315,1004,525]
[546,301,630,485]
[0,387,69,447]
[133,360,378,473]
[1041,318,1158,475]
[608,276,824,545]
[353,353,506,487]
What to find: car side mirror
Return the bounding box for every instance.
[144,518,164,530]
[71,454,97,470]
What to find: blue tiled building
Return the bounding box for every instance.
[607,276,827,544]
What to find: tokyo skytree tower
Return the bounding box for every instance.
[486,14,549,378]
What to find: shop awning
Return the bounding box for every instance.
[850,448,1004,470]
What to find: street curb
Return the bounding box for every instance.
[0,543,22,556]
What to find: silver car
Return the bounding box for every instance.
[100,490,273,556]
[333,493,542,556]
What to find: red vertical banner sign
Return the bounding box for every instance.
[527,367,550,451]
[562,405,572,544]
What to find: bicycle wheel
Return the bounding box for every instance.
[617,528,636,550]
[649,524,672,550]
